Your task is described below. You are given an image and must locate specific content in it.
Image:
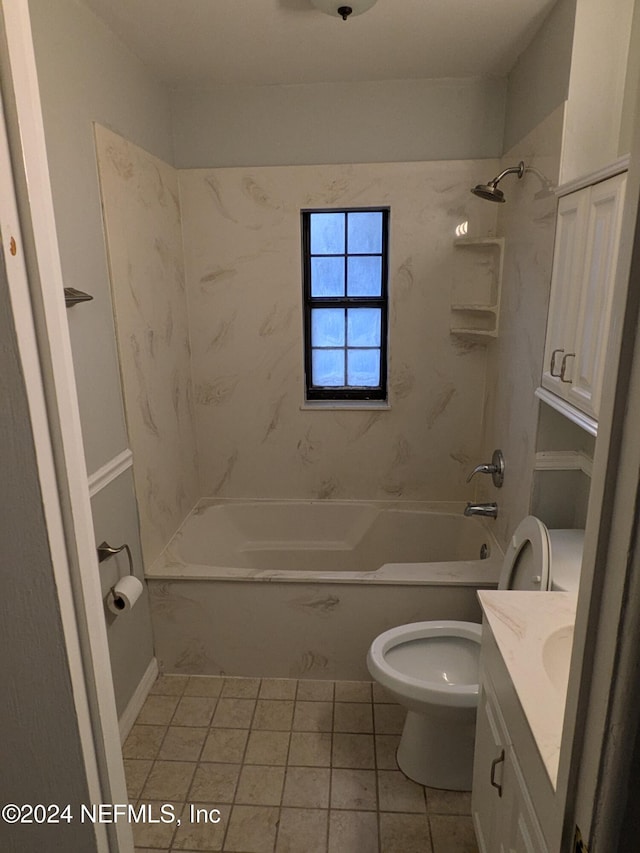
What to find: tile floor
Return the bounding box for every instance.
[124,674,479,853]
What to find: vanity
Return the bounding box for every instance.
[472,591,577,853]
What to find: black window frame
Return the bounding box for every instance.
[302,207,389,402]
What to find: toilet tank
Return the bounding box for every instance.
[548,529,585,592]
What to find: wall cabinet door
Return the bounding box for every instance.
[541,172,627,420]
[541,191,589,399]
[567,173,627,417]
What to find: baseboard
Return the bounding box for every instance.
[118,656,158,744]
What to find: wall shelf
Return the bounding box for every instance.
[450,237,504,340]
[534,450,593,477]
[535,387,598,437]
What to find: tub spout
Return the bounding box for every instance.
[464,502,498,519]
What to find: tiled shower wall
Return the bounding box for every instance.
[95,126,200,567]
[96,129,502,562]
[180,161,498,501]
[476,106,565,544]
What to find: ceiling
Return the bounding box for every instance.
[79,0,559,89]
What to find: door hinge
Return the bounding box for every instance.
[574,826,589,852]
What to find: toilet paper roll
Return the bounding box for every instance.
[107,575,143,615]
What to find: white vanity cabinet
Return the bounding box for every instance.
[473,670,547,853]
[541,171,627,421]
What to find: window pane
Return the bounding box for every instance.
[311,256,345,297]
[347,256,382,296]
[313,349,345,386]
[310,212,345,255]
[347,308,381,347]
[312,308,345,347]
[347,349,380,387]
[347,211,383,254]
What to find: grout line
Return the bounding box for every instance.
[169,677,190,851]
[271,677,298,853]
[373,692,382,853]
[326,689,336,851]
[132,677,475,853]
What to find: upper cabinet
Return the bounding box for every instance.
[541,171,627,426]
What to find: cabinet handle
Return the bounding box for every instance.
[550,348,565,377]
[560,352,575,383]
[490,749,505,797]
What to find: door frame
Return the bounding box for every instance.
[0,3,133,850]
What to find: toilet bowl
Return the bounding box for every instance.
[367,621,481,790]
[366,516,584,790]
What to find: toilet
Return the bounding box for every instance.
[366,515,584,791]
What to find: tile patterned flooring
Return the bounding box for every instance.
[124,675,480,853]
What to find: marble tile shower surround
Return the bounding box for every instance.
[95,125,200,567]
[96,129,503,565]
[148,571,490,680]
[179,160,500,502]
[476,106,565,545]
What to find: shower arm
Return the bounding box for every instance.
[490,162,526,186]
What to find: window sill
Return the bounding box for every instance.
[301,400,390,411]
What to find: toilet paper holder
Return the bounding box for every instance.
[97,541,134,577]
[97,541,140,614]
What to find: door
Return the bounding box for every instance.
[0,2,133,850]
[567,172,627,417]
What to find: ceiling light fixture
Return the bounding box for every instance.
[310,0,378,21]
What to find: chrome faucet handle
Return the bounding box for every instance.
[466,463,495,482]
[465,449,505,488]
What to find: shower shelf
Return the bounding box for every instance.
[450,237,504,340]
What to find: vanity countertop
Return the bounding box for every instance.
[477,590,577,788]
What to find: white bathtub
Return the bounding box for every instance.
[147,499,503,679]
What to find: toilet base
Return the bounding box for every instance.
[396,709,476,791]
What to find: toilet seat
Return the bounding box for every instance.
[498,515,550,591]
[367,621,482,708]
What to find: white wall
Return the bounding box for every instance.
[28,0,174,716]
[29,0,174,472]
[561,0,635,183]
[0,248,97,851]
[503,0,575,152]
[171,77,506,168]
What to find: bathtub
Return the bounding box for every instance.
[147,499,503,680]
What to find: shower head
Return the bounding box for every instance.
[471,161,526,203]
[471,183,506,203]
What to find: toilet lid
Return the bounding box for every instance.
[498,515,550,591]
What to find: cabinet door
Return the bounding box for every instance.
[567,173,627,418]
[541,190,589,399]
[502,748,548,853]
[472,681,510,853]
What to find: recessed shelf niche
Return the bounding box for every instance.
[450,236,504,340]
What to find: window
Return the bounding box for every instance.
[302,208,389,401]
